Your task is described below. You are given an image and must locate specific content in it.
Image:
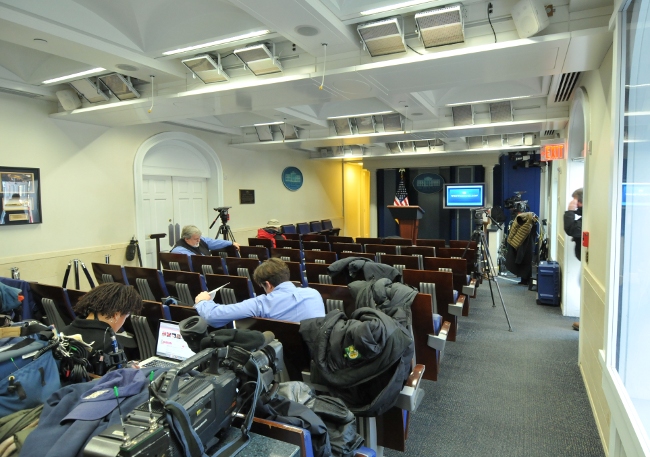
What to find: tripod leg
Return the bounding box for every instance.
[481,232,514,332]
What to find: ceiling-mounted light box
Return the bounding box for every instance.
[98,73,140,100]
[68,78,109,103]
[182,54,230,83]
[415,4,465,48]
[233,44,283,76]
[357,18,406,57]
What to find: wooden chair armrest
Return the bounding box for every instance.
[427,320,451,351]
[395,364,426,411]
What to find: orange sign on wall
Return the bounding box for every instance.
[541,143,565,161]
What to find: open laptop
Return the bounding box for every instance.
[140,319,196,368]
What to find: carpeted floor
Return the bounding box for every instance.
[385,278,604,457]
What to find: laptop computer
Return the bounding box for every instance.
[140,319,196,368]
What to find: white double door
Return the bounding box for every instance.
[141,175,209,267]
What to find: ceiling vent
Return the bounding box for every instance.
[69,78,110,103]
[550,72,581,103]
[414,140,430,151]
[415,4,465,48]
[98,74,140,100]
[387,142,402,153]
[234,44,283,76]
[382,113,403,131]
[489,101,513,123]
[543,129,556,136]
[358,18,407,57]
[452,105,473,126]
[332,118,353,135]
[355,116,376,134]
[182,54,230,83]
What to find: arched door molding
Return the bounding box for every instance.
[133,132,224,263]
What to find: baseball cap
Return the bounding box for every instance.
[266,219,281,228]
[61,369,147,422]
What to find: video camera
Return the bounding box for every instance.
[504,192,529,213]
[84,320,283,457]
[214,207,231,224]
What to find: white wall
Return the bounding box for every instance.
[0,93,343,287]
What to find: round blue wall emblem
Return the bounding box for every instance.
[413,173,444,194]
[282,167,303,191]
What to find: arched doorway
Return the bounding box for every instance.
[562,87,588,318]
[134,132,224,267]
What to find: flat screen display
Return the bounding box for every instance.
[443,183,486,209]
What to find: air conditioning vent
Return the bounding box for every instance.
[553,72,581,103]
[544,129,556,136]
[382,113,403,132]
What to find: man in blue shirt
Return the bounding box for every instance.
[194,258,325,328]
[170,225,239,256]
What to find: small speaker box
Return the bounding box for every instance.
[56,89,81,111]
[511,0,550,38]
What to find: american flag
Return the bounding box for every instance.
[394,171,409,206]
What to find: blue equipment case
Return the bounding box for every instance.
[537,261,560,305]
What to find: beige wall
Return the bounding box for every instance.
[577,45,614,453]
[0,93,343,289]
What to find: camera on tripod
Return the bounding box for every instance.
[214,206,231,224]
[504,192,528,213]
[84,321,283,457]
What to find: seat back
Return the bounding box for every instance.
[330,243,363,255]
[248,237,274,250]
[251,418,314,457]
[321,219,340,236]
[280,224,297,235]
[302,241,330,252]
[190,255,227,276]
[285,261,307,287]
[210,245,240,258]
[356,237,382,247]
[275,239,301,250]
[204,274,255,302]
[304,263,346,285]
[449,240,478,250]
[365,244,399,255]
[159,252,193,272]
[301,234,327,242]
[224,258,263,295]
[338,252,376,261]
[308,283,355,316]
[416,239,446,248]
[376,253,421,270]
[296,222,313,235]
[309,221,324,233]
[239,245,270,261]
[65,289,86,310]
[167,304,200,325]
[91,263,128,285]
[124,266,169,302]
[400,246,436,257]
[402,269,456,341]
[424,257,469,292]
[130,315,156,360]
[303,250,337,265]
[270,248,303,263]
[29,282,76,327]
[328,236,354,244]
[162,270,205,306]
[382,238,412,246]
[437,248,476,275]
[283,233,301,241]
[410,293,445,382]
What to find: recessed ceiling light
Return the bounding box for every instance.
[162,30,271,56]
[360,0,433,16]
[43,67,106,84]
[295,25,320,36]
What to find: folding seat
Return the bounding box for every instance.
[239,245,269,261]
[190,255,228,276]
[303,250,337,265]
[161,270,206,306]
[204,273,255,303]
[321,219,340,236]
[158,252,193,271]
[416,239,446,248]
[123,266,169,302]
[90,263,129,285]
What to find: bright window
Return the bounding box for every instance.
[617,0,650,435]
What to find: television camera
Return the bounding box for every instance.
[504,191,529,213]
[84,320,283,457]
[209,206,236,242]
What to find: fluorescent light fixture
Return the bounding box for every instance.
[415,4,465,48]
[360,0,432,16]
[162,30,271,56]
[68,78,109,103]
[358,18,406,57]
[446,95,531,107]
[625,111,650,116]
[233,44,283,76]
[333,118,353,135]
[43,68,105,84]
[255,125,274,141]
[98,73,140,100]
[182,54,230,83]
[253,121,285,126]
[355,116,376,134]
[327,111,392,120]
[382,113,403,131]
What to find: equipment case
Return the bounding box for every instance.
[537,261,560,306]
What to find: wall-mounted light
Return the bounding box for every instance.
[182,54,230,83]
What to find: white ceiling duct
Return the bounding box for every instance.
[382,112,403,131]
[233,44,283,76]
[97,73,140,100]
[451,105,473,126]
[68,78,109,103]
[489,101,513,123]
[182,54,230,83]
[355,116,376,134]
[415,4,465,48]
[333,118,353,135]
[358,18,406,57]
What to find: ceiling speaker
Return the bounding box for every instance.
[55,89,81,111]
[511,0,550,39]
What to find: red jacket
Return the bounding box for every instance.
[256,228,286,248]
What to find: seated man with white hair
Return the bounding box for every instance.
[170,224,240,256]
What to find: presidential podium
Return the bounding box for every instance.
[388,205,425,244]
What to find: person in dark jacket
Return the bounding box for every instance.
[62,283,143,354]
[563,187,583,331]
[170,224,239,256]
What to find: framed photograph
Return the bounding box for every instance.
[0,167,42,226]
[239,189,255,204]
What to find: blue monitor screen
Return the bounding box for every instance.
[443,183,486,209]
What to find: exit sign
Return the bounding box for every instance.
[541,143,565,161]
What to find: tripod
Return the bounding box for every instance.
[216,221,236,242]
[463,211,513,332]
[209,208,237,243]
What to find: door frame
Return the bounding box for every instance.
[134,132,224,265]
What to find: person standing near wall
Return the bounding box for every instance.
[563,187,583,331]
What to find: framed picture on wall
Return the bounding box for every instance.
[0,167,42,226]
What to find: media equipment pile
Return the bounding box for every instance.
[463,207,513,332]
[84,318,283,457]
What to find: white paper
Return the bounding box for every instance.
[209,282,230,300]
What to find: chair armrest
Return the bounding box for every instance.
[448,294,466,317]
[463,278,477,297]
[427,320,451,352]
[394,364,425,412]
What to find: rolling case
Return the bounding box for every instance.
[537,261,560,306]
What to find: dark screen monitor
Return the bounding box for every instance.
[443,183,486,209]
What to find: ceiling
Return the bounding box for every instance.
[0,0,614,161]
